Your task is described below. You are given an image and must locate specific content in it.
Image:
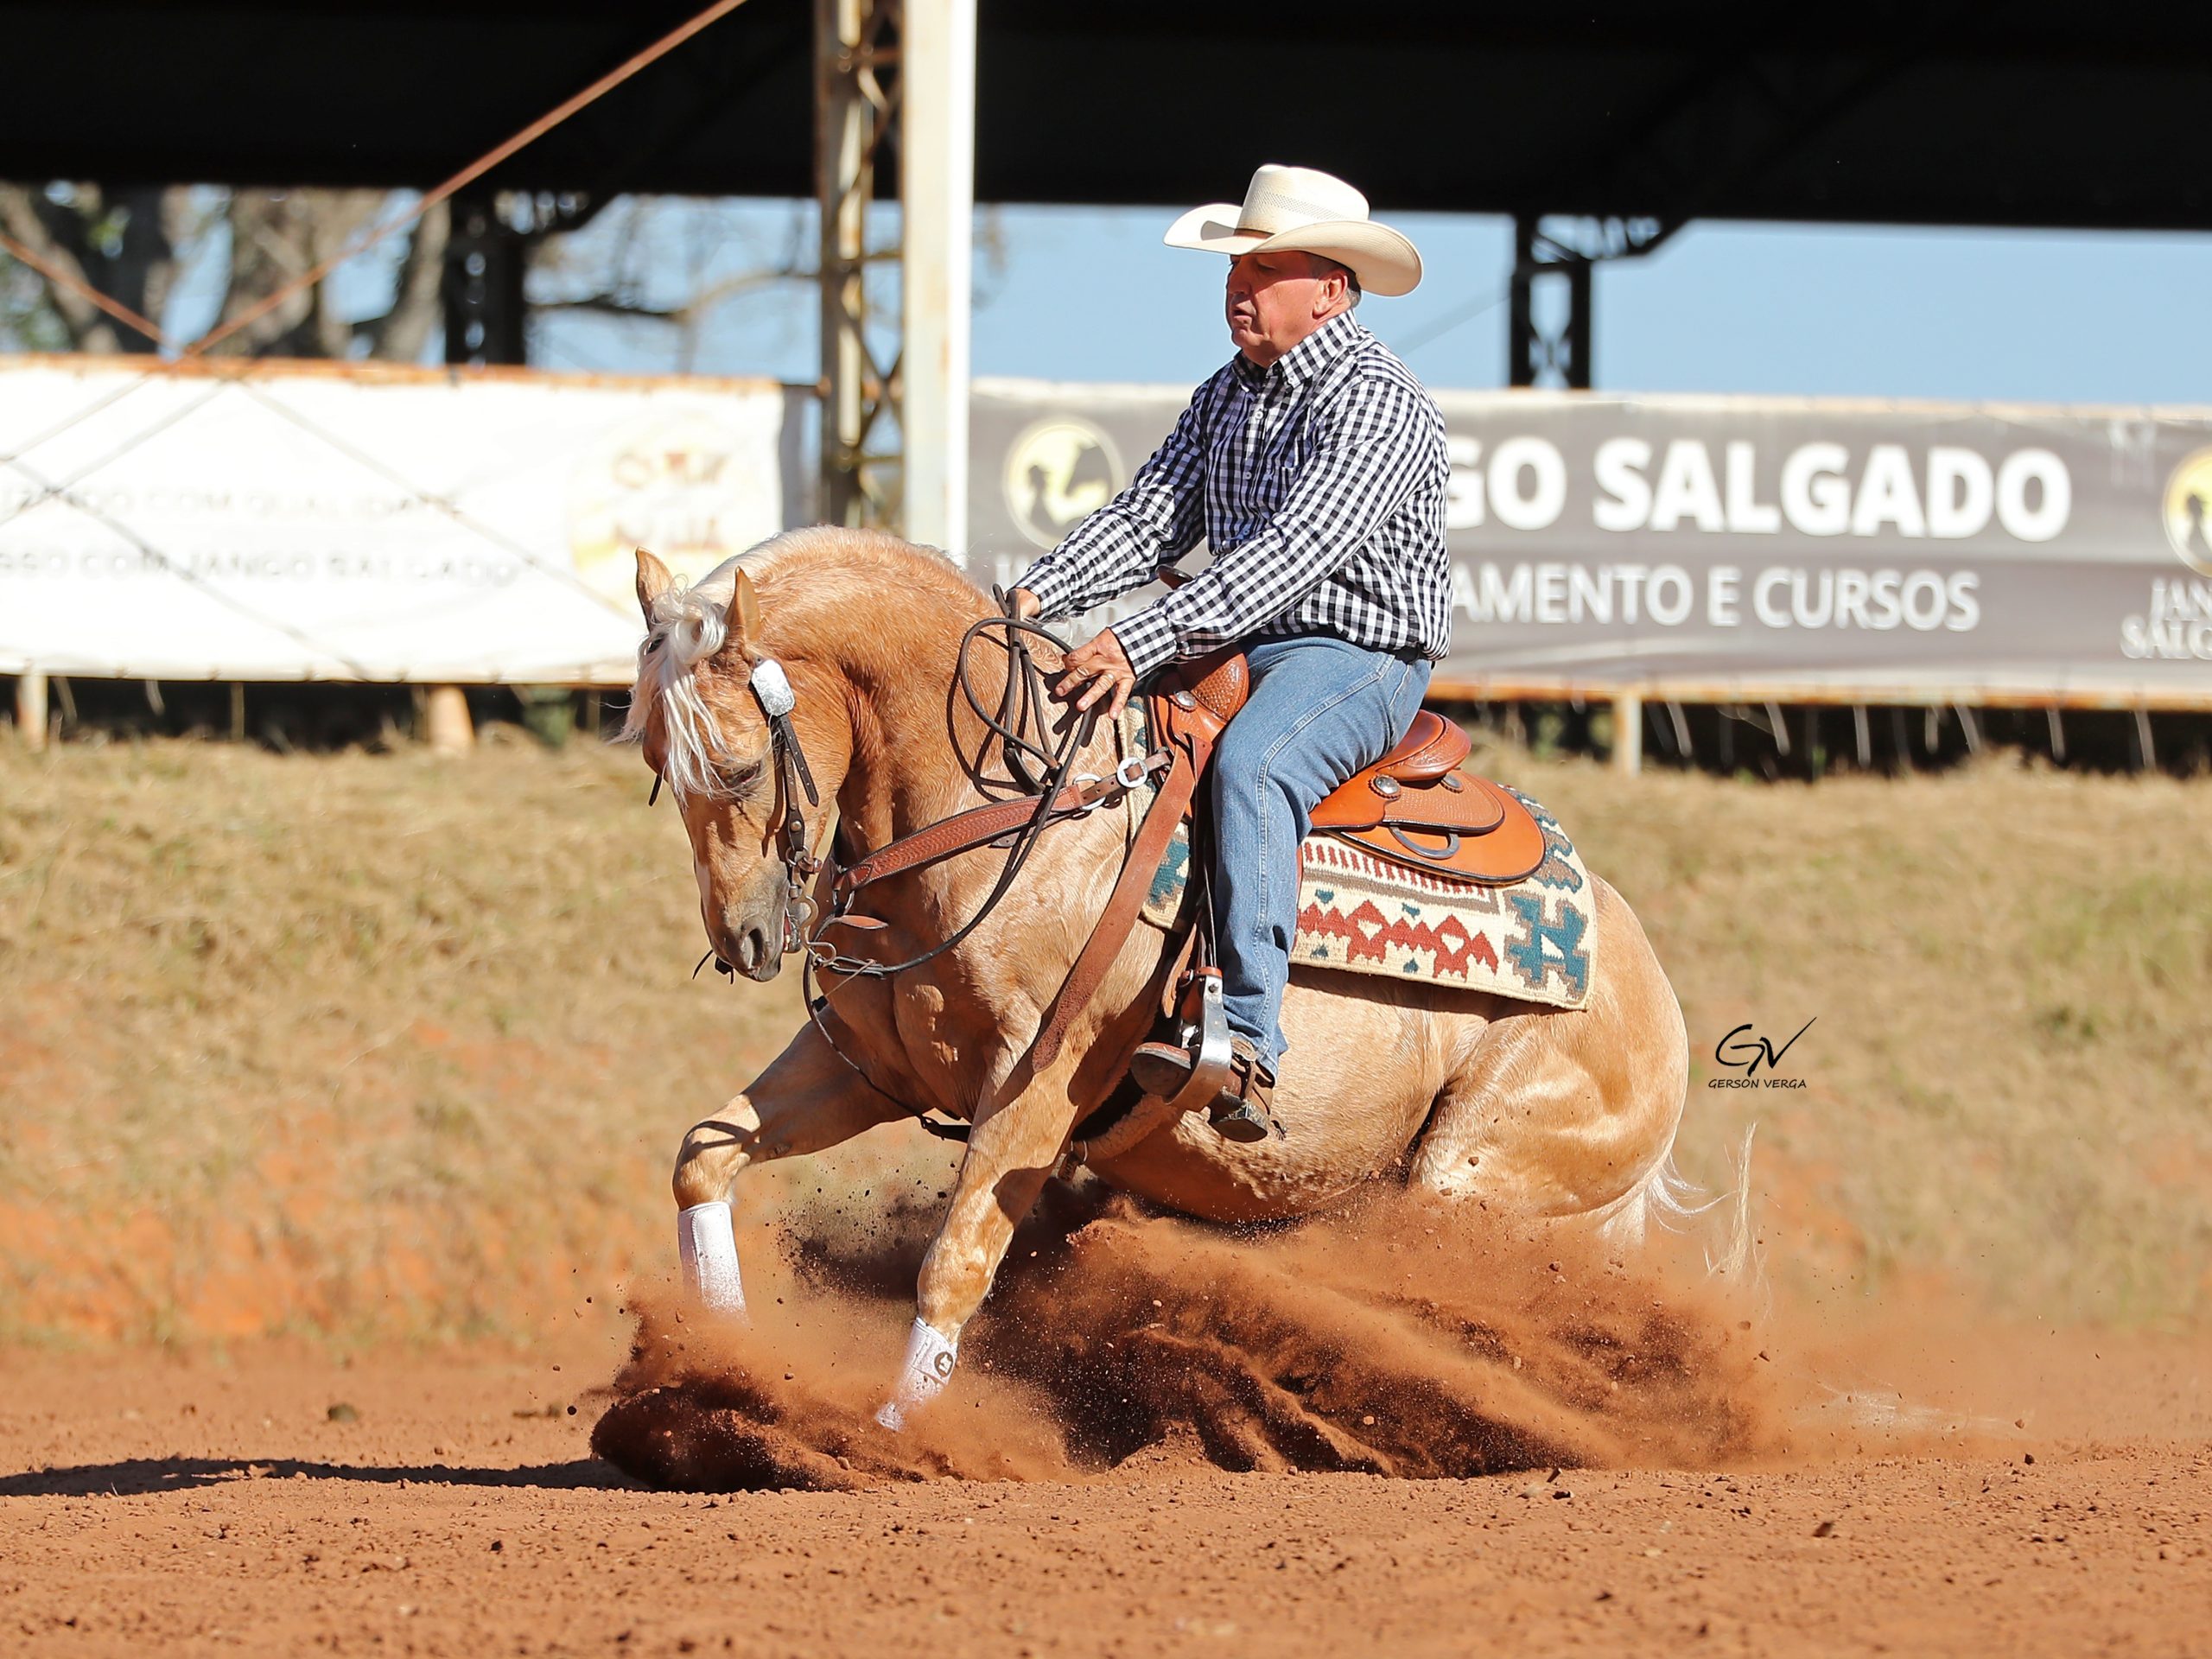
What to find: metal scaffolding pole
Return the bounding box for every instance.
[443,189,530,367]
[899,0,976,561]
[1509,216,1679,391]
[1507,219,1536,389]
[815,0,901,529]
[1509,213,1592,390]
[813,0,976,546]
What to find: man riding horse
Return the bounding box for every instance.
[629,162,1687,1439]
[1010,163,1451,1142]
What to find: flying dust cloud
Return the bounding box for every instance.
[592,1182,1780,1491]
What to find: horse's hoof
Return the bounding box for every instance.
[1210,1100,1279,1143]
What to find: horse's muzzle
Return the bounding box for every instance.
[737,923,782,981]
[714,912,783,982]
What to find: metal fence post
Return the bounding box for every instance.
[899,0,976,562]
[1611,690,1643,775]
[15,669,48,752]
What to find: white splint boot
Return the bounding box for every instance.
[676,1199,746,1316]
[874,1319,958,1430]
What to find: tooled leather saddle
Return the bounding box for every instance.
[1147,655,1545,889]
[825,620,1536,1140]
[1055,647,1544,1149]
[1306,709,1546,886]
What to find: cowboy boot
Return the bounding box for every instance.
[1127,1036,1283,1143]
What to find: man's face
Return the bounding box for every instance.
[1225,251,1344,366]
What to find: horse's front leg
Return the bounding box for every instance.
[671,1021,907,1314]
[874,1080,1075,1428]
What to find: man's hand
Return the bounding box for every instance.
[1006,587,1042,621]
[1056,627,1137,718]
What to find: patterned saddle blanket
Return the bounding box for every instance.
[1120,714,1598,1011]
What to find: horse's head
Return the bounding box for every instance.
[624,548,837,982]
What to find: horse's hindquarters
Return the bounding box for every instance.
[1405,876,1688,1224]
[1087,877,1688,1233]
[1084,975,1503,1224]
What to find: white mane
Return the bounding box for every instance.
[621,552,750,804]
[620,527,978,804]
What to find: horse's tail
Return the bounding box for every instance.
[1700,1123,1760,1285]
[1610,1124,1762,1293]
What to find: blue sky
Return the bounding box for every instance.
[530,200,2212,410]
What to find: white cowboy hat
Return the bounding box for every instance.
[1163,164,1422,297]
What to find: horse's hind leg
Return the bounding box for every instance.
[1407,880,1687,1227]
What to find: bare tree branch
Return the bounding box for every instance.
[361,199,448,363]
[3,182,804,370]
[0,184,123,352]
[210,188,394,359]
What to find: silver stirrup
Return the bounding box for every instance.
[1163,973,1234,1117]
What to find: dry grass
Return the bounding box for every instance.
[1500,730,2212,1329]
[1,727,2206,1345]
[0,729,878,1347]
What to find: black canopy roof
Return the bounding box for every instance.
[3,1,2206,231]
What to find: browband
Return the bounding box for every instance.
[749,657,817,808]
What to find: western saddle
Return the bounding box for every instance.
[1042,644,1548,1147]
[1147,649,1547,890]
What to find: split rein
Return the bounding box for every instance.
[795,607,1114,982]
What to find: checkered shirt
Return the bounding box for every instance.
[1014,311,1452,681]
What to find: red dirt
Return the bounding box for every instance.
[3,1344,2208,1658]
[4,1211,2209,1658]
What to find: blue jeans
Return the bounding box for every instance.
[1207,635,1432,1076]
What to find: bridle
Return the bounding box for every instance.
[740,655,824,957]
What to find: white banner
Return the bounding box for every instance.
[0,358,801,683]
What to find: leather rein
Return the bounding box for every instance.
[693,605,1188,1142]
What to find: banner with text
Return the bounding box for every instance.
[10,360,2209,701]
[969,379,2212,702]
[0,359,802,683]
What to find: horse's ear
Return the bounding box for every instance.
[726,567,762,652]
[635,549,675,624]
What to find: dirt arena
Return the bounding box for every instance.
[5,1323,2208,1658]
[3,735,2209,1655]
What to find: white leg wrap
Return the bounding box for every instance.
[676,1200,746,1316]
[874,1319,958,1431]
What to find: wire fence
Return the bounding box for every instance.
[11,673,2209,779]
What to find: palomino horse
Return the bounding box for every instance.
[626,528,1691,1428]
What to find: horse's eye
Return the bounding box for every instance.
[721,758,765,795]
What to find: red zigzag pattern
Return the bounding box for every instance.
[1294,896,1500,981]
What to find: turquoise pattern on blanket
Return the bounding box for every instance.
[1503,890,1592,999]
[1147,832,1192,914]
